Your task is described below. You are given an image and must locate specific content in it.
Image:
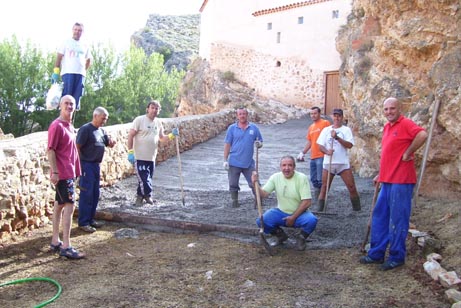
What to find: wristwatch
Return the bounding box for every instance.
[334,136,339,140]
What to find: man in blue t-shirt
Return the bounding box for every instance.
[223,108,263,208]
[76,107,116,233]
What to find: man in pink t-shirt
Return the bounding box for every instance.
[48,95,84,259]
[360,97,427,271]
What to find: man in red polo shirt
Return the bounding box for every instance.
[360,97,427,271]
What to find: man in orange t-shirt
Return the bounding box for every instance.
[297,107,331,203]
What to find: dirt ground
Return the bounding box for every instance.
[1,118,460,307]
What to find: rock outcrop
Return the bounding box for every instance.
[336,0,461,199]
[131,14,200,72]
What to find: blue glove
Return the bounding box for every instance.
[51,67,60,83]
[127,150,135,164]
[172,127,179,136]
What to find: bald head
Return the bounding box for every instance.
[383,97,402,124]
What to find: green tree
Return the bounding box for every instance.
[73,43,123,127]
[1,39,185,135]
[75,44,184,127]
[0,37,54,137]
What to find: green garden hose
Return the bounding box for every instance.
[0,277,62,308]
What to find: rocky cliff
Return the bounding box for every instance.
[337,0,461,199]
[131,14,200,72]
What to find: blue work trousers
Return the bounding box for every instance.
[78,162,100,227]
[256,208,318,235]
[62,73,84,110]
[368,183,414,263]
[135,160,155,198]
[310,157,324,189]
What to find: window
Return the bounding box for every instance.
[276,32,281,43]
[298,16,304,24]
[267,22,272,30]
[332,10,339,19]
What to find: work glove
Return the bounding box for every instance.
[254,140,263,148]
[127,149,135,164]
[168,128,179,140]
[223,161,229,170]
[51,67,60,83]
[297,152,305,162]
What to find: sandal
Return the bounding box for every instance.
[49,241,62,253]
[59,247,85,259]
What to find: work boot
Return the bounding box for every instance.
[230,191,239,208]
[295,230,310,251]
[270,227,288,247]
[144,196,155,205]
[351,196,361,211]
[135,195,143,207]
[317,199,325,212]
[313,187,320,203]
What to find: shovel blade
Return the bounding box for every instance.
[259,231,275,256]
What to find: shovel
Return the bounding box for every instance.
[254,140,274,256]
[360,183,381,252]
[175,132,185,206]
[323,138,334,213]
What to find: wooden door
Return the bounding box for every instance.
[324,71,341,115]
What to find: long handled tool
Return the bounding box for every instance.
[360,183,380,253]
[413,92,442,207]
[254,141,274,256]
[323,138,334,212]
[175,133,185,206]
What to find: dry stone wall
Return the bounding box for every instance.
[0,111,234,239]
[209,43,325,108]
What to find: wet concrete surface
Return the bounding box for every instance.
[98,117,375,250]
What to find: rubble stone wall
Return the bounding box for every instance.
[0,111,234,239]
[209,43,325,108]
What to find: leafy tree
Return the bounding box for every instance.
[0,39,185,135]
[75,44,184,127]
[0,37,55,137]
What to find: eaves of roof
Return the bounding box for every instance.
[252,0,333,17]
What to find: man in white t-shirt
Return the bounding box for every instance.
[316,109,361,211]
[52,22,91,111]
[127,100,178,206]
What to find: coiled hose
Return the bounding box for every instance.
[0,277,62,308]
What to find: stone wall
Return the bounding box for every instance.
[0,111,235,239]
[209,43,325,108]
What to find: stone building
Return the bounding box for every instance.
[198,0,351,112]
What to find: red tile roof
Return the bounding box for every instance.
[252,0,333,17]
[199,0,333,15]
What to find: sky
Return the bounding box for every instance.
[0,0,203,53]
